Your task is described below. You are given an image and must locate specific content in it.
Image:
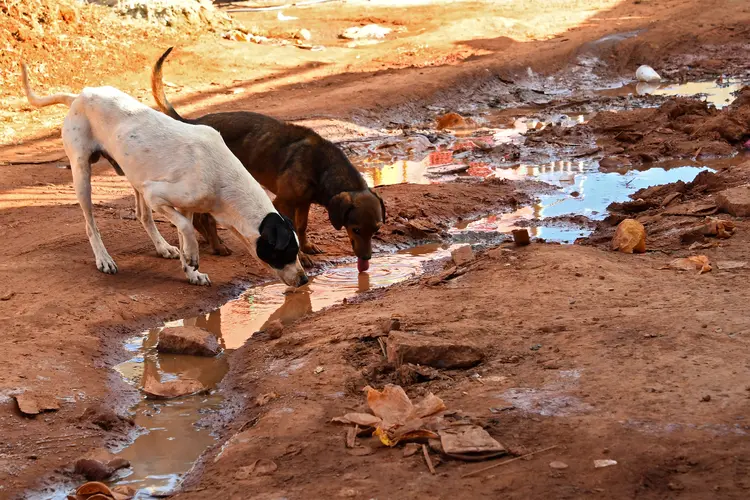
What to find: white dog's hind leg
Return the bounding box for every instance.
[151,204,210,286]
[134,189,180,259]
[70,153,118,274]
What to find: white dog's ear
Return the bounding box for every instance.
[328,192,353,230]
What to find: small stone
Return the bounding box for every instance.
[74,449,130,481]
[611,219,646,253]
[296,28,312,40]
[14,394,59,416]
[512,229,530,246]
[314,366,324,375]
[549,461,569,470]
[436,112,466,130]
[157,326,221,357]
[701,395,711,402]
[386,331,484,369]
[235,459,278,480]
[594,459,617,468]
[403,443,421,457]
[1,290,15,301]
[451,245,474,266]
[255,392,279,407]
[143,378,207,399]
[716,186,750,217]
[380,316,401,334]
[264,319,284,339]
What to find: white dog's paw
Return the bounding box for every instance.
[188,272,211,286]
[96,255,118,274]
[157,244,181,259]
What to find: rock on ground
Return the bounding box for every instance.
[157,326,221,356]
[386,331,484,369]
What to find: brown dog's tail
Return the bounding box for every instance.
[151,47,192,123]
[21,64,77,108]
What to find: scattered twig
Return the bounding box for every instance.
[377,337,387,358]
[422,444,436,475]
[346,425,358,449]
[460,445,559,478]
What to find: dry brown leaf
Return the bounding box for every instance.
[611,218,646,254]
[668,255,711,274]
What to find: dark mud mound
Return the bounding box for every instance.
[585,88,750,165]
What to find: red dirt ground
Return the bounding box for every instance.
[2,0,750,498]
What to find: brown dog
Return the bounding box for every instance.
[151,48,385,271]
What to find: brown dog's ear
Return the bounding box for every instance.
[328,192,354,230]
[371,189,386,222]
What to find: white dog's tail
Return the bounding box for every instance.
[21,63,77,108]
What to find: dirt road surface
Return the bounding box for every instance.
[1,0,750,498]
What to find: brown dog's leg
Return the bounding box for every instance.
[295,203,323,255]
[193,213,232,256]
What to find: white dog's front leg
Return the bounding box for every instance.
[133,189,180,259]
[70,154,118,274]
[152,204,211,286]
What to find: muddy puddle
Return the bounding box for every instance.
[597,79,744,109]
[96,242,456,498]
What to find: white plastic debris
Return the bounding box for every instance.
[635,65,661,83]
[594,459,618,468]
[340,24,391,40]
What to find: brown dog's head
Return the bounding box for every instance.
[328,189,385,272]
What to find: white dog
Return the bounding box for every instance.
[21,64,308,288]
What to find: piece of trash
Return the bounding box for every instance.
[512,229,530,247]
[340,24,391,40]
[436,112,466,130]
[438,425,506,461]
[635,65,661,83]
[426,163,469,176]
[666,255,711,274]
[296,42,326,51]
[277,11,297,21]
[14,393,59,416]
[427,150,454,166]
[716,260,747,270]
[701,217,736,239]
[314,365,325,375]
[235,459,278,480]
[73,481,135,499]
[611,218,646,254]
[364,385,445,446]
[594,459,618,468]
[549,461,569,469]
